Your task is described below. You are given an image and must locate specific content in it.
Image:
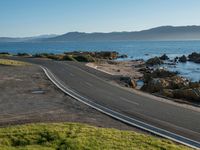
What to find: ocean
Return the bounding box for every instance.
[0,40,200,81]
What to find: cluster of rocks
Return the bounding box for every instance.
[145,52,200,66]
[174,52,200,64]
[141,69,200,102]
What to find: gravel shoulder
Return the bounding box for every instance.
[0,64,141,132]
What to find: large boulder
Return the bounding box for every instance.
[141,78,170,93]
[118,54,128,59]
[161,89,174,98]
[159,54,169,60]
[188,52,200,63]
[129,79,137,88]
[179,55,187,63]
[146,57,163,66]
[173,88,200,101]
[189,82,200,88]
[120,76,137,88]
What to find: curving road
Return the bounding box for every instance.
[9,57,200,149]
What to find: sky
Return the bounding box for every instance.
[0,0,200,37]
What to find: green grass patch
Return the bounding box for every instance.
[0,52,12,57]
[0,122,191,150]
[0,59,29,66]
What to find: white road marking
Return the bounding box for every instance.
[119,96,139,105]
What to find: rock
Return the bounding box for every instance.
[120,76,137,88]
[165,62,176,65]
[179,55,187,63]
[173,88,200,101]
[188,52,200,63]
[146,57,164,66]
[138,67,148,73]
[189,82,200,88]
[161,89,174,98]
[129,79,137,88]
[118,54,128,59]
[117,69,120,72]
[194,58,200,63]
[159,54,169,60]
[142,78,170,93]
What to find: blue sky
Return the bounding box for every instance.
[0,0,200,37]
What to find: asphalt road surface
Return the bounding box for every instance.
[9,57,200,148]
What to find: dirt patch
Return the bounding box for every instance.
[0,65,141,132]
[86,60,144,80]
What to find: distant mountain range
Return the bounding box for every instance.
[1,26,200,42]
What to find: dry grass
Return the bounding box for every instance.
[0,59,29,66]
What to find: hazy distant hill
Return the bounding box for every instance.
[1,26,200,42]
[44,26,200,42]
[0,34,57,42]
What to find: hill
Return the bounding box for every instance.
[1,26,200,42]
[45,25,200,42]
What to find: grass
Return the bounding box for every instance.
[0,59,29,66]
[0,52,11,57]
[0,122,192,150]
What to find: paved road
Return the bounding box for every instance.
[9,57,200,148]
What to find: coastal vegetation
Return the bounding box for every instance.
[0,52,11,57]
[0,59,29,66]
[0,122,191,150]
[31,51,120,62]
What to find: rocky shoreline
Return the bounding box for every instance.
[141,53,200,102]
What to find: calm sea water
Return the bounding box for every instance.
[0,41,200,81]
